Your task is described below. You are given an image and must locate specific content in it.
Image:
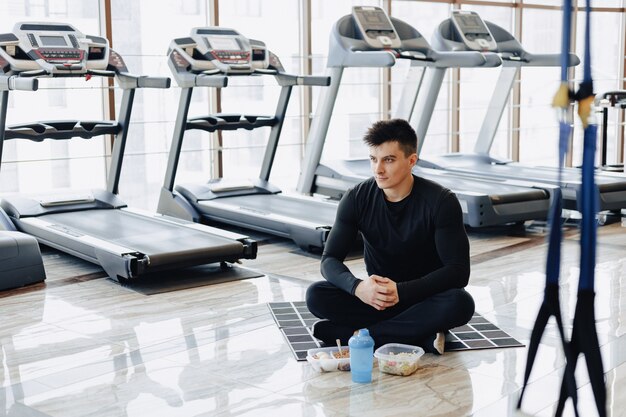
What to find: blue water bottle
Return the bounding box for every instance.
[349,328,374,383]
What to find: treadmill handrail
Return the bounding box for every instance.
[5,120,121,142]
[7,66,173,91]
[596,90,626,107]
[11,69,47,78]
[599,90,626,101]
[180,69,329,89]
[15,68,123,79]
[334,49,397,68]
[481,53,503,67]
[500,51,579,67]
[196,73,228,88]
[274,73,331,87]
[117,73,171,89]
[4,53,172,90]
[427,50,492,68]
[0,75,38,92]
[399,50,497,69]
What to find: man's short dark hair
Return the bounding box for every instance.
[363,119,418,157]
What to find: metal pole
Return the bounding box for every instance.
[163,88,193,192]
[300,0,312,151]
[260,86,293,181]
[473,66,519,155]
[296,67,344,194]
[411,67,446,155]
[0,91,8,169]
[106,88,135,195]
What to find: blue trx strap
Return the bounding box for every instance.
[556,1,606,416]
[517,0,578,413]
[576,0,598,292]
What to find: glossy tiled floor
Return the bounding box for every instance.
[1,220,625,416]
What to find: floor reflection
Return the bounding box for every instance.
[0,222,624,416]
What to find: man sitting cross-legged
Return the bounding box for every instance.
[306,119,475,354]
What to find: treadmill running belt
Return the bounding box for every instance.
[469,163,626,190]
[200,194,338,225]
[43,209,244,266]
[335,160,549,203]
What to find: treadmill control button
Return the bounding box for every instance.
[378,36,392,46]
[28,33,38,47]
[476,39,490,49]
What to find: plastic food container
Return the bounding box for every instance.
[306,346,351,372]
[374,343,424,376]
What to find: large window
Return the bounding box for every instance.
[311,0,382,163]
[458,5,513,158]
[110,0,209,209]
[219,0,302,190]
[518,7,563,166]
[571,9,623,167]
[391,2,450,157]
[2,0,625,210]
[0,0,104,195]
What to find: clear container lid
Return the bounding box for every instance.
[306,346,351,372]
[374,343,425,362]
[374,343,425,376]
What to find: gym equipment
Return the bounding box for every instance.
[556,2,606,415]
[297,6,556,228]
[0,231,46,291]
[595,91,625,172]
[518,2,577,411]
[519,2,607,415]
[0,64,46,290]
[413,10,626,212]
[0,22,256,282]
[157,27,336,251]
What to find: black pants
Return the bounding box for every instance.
[306,281,475,348]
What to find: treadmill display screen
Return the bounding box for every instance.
[456,15,490,34]
[40,35,67,47]
[207,37,240,51]
[365,13,385,24]
[355,10,394,31]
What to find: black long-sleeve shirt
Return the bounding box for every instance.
[321,175,470,305]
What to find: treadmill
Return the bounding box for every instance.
[413,10,626,212]
[297,6,555,228]
[595,91,626,173]
[0,67,46,290]
[157,27,337,251]
[0,22,256,282]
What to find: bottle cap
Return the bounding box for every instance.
[349,328,374,348]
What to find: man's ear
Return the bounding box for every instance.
[409,153,418,166]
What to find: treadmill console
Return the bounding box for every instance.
[168,27,273,76]
[0,22,109,75]
[352,6,401,49]
[450,11,497,52]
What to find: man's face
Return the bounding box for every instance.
[369,140,417,191]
